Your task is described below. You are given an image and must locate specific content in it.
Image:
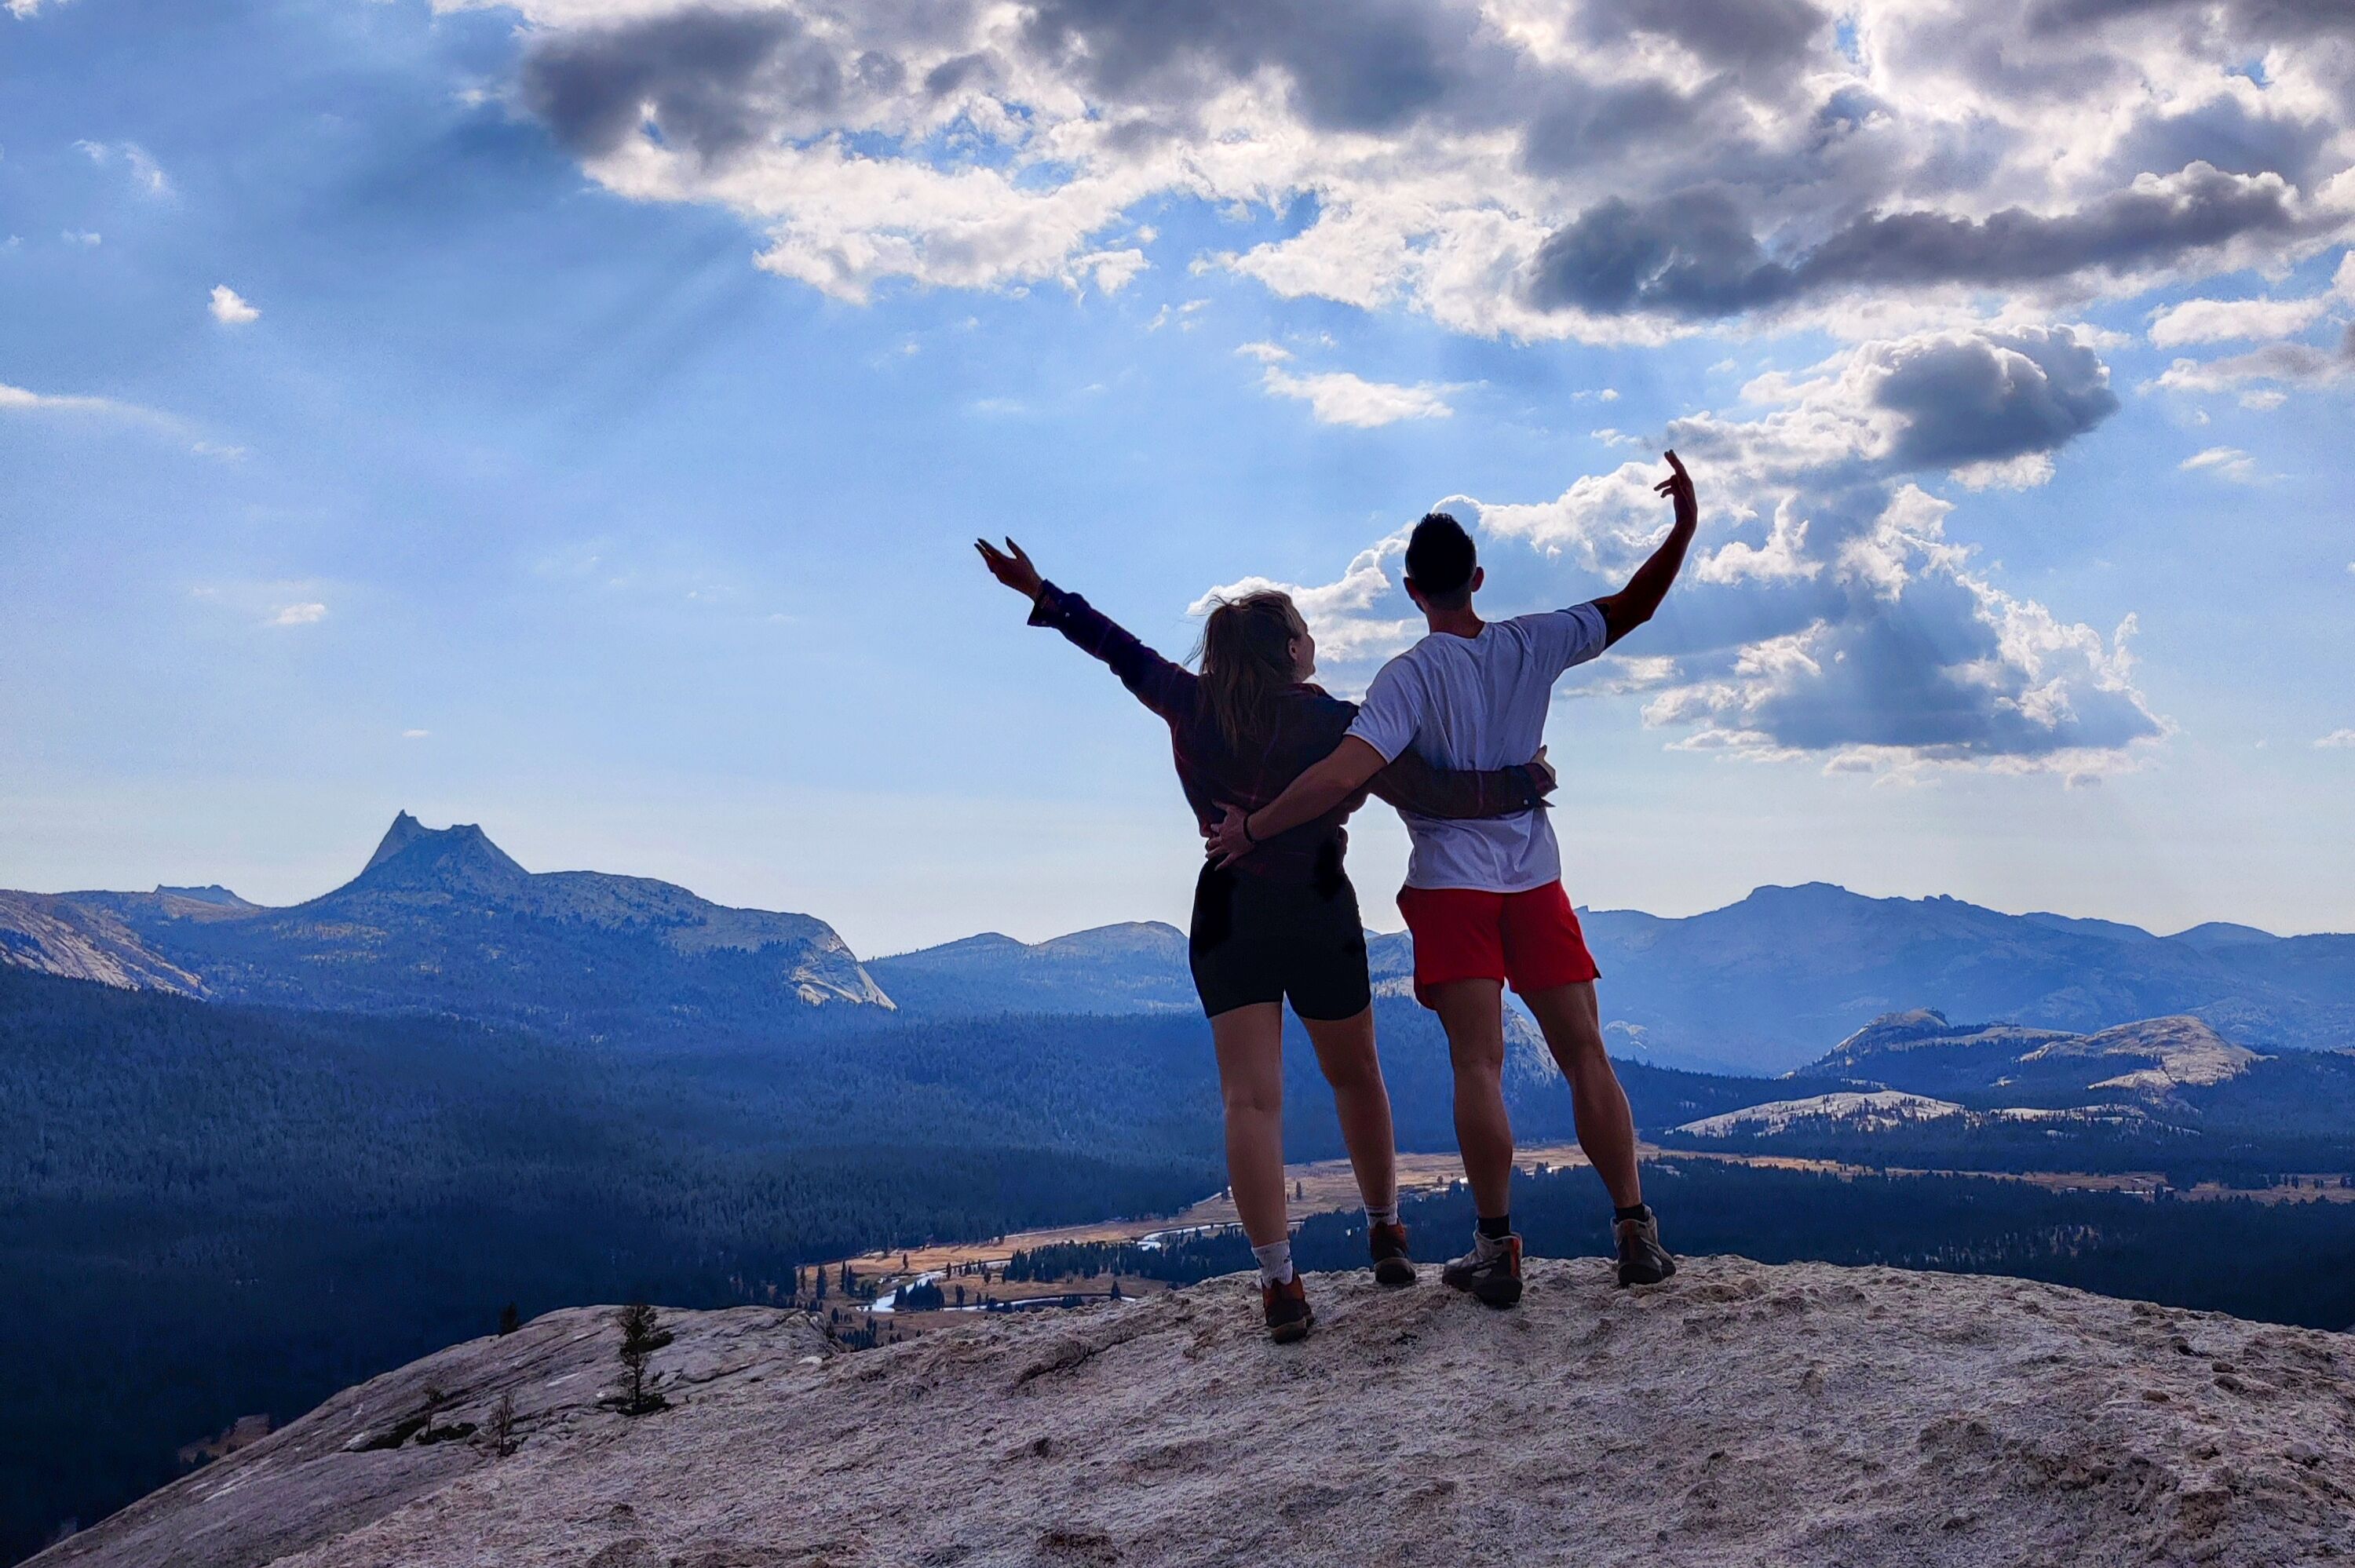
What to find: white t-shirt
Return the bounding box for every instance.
[1345,602,1610,892]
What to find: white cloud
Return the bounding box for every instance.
[8,0,70,16]
[268,603,327,627]
[2179,446,2258,481]
[60,230,99,246]
[209,285,260,326]
[1,381,130,417]
[0,381,182,439]
[2317,729,2355,749]
[498,1,2355,344]
[75,140,171,197]
[1067,246,1146,295]
[1255,365,1458,427]
[402,728,432,740]
[2146,257,2355,397]
[1148,298,1208,330]
[2149,295,2329,347]
[2156,338,2355,393]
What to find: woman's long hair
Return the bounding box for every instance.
[1194,590,1308,755]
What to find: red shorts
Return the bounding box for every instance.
[1394,881,1601,1008]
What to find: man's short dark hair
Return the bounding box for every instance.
[1404,512,1477,608]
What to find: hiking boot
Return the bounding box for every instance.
[1369,1221,1417,1287]
[1615,1205,1677,1288]
[1261,1273,1314,1343]
[1440,1234,1523,1309]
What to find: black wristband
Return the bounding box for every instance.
[1241,813,1258,845]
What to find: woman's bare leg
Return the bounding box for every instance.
[1210,1002,1290,1247]
[1298,1005,1398,1218]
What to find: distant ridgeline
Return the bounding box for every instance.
[1655,1008,2355,1181]
[0,814,891,1042]
[8,822,2348,1071]
[3,819,2354,1563]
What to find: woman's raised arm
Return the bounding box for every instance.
[976,537,1195,723]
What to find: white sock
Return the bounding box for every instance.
[1251,1239,1294,1286]
[1366,1202,1400,1227]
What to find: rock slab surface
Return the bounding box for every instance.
[35,1258,2355,1568]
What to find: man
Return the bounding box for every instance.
[1208,451,1698,1304]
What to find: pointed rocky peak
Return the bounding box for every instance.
[365,812,431,873]
[347,814,529,897]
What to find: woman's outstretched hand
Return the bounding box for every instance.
[974,537,1044,602]
[1205,804,1254,868]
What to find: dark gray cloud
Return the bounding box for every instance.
[923,52,997,99]
[520,5,844,162]
[2109,93,2338,186]
[1619,0,1831,71]
[1518,78,1718,177]
[1524,191,1785,315]
[1871,330,2120,469]
[1020,0,1485,133]
[1528,163,2312,318]
[2028,0,2355,42]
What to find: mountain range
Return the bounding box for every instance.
[0,814,886,1041]
[3,815,2352,1071]
[1655,1008,2355,1171]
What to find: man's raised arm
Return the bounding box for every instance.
[1594,450,1699,647]
[1204,737,1389,868]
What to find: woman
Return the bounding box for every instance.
[976,537,1553,1342]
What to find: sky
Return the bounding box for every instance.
[2,0,2352,957]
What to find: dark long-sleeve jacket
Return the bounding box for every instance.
[1028,582,1547,886]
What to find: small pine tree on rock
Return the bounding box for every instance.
[486,1390,518,1459]
[614,1303,672,1415]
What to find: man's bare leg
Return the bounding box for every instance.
[1521,980,1642,1210]
[1425,978,1514,1218]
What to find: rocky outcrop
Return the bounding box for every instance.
[32,1305,832,1568]
[36,1258,2355,1568]
[0,891,206,996]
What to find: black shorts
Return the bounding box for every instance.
[1188,863,1372,1022]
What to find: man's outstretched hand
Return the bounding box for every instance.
[975,537,1044,603]
[1653,449,1696,531]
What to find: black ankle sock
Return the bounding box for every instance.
[1477,1212,1513,1240]
[1615,1203,1650,1223]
